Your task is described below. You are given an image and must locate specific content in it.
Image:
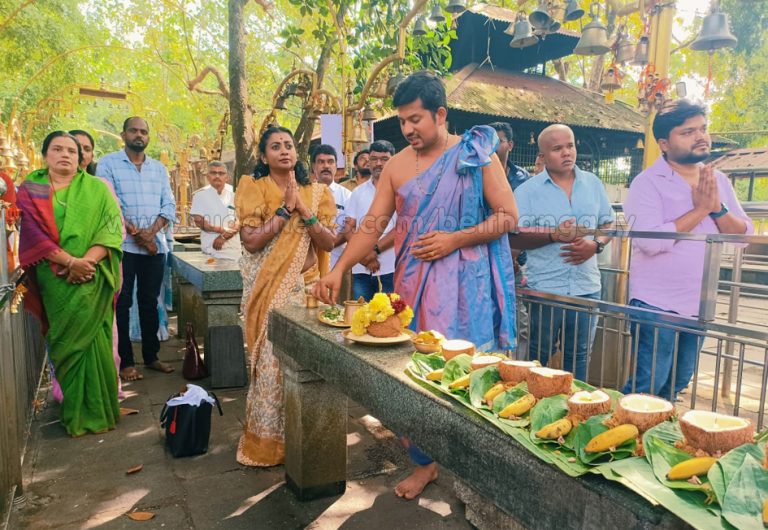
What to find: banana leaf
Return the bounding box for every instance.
[606,458,728,530]
[468,365,501,409]
[708,442,765,506]
[410,352,446,377]
[573,414,637,465]
[642,436,714,500]
[721,454,768,530]
[529,395,569,445]
[489,384,531,427]
[440,354,473,391]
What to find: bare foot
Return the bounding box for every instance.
[145,360,174,374]
[120,367,143,381]
[394,463,438,500]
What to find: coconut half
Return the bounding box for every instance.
[613,394,674,433]
[679,410,754,454]
[470,355,502,371]
[442,339,476,360]
[526,367,573,399]
[568,390,611,418]
[499,360,538,384]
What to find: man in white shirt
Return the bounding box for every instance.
[190,161,240,260]
[342,140,397,300]
[311,144,350,269]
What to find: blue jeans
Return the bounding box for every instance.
[352,273,394,301]
[528,292,600,381]
[622,299,703,400]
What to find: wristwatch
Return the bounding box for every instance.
[594,240,605,254]
[373,244,381,255]
[710,202,729,219]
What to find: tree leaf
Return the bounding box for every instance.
[410,352,446,377]
[707,442,765,505]
[529,395,569,445]
[573,414,637,465]
[721,455,768,530]
[468,365,501,409]
[440,354,472,390]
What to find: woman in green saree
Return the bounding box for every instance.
[18,131,124,436]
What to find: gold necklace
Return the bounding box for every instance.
[49,176,70,207]
[415,134,450,196]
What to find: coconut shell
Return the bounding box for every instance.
[366,315,402,338]
[498,360,538,384]
[471,355,502,371]
[679,410,755,454]
[613,394,674,433]
[568,390,611,418]
[526,367,573,399]
[441,340,476,360]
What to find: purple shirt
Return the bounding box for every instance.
[625,157,754,317]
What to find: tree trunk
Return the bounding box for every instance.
[294,42,334,162]
[587,55,605,92]
[229,0,257,185]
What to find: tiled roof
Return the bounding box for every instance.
[711,148,768,173]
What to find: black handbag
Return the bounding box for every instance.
[160,390,223,457]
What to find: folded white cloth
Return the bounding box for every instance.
[166,384,215,407]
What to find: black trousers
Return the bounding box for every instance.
[117,252,166,369]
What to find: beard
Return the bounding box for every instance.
[127,140,147,152]
[358,167,371,177]
[673,151,709,165]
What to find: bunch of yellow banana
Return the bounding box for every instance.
[666,457,718,480]
[584,424,639,453]
[498,394,536,419]
[535,418,573,439]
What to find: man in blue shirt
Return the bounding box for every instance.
[97,117,177,381]
[509,124,614,381]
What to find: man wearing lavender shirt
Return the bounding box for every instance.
[622,100,754,398]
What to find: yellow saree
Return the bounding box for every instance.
[235,176,335,466]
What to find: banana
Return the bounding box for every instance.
[584,424,639,453]
[484,383,507,405]
[666,457,718,481]
[763,498,768,527]
[426,369,444,381]
[448,373,471,390]
[498,394,536,418]
[535,418,573,439]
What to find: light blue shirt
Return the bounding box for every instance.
[97,149,177,255]
[515,166,615,296]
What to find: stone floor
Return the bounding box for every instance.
[9,335,472,530]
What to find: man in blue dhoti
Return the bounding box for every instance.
[314,71,519,498]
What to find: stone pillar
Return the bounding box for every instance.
[279,350,347,501]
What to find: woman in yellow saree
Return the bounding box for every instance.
[235,126,336,466]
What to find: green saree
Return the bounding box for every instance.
[19,168,124,436]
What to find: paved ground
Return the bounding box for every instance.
[9,336,472,530]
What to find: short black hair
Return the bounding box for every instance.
[311,144,337,165]
[122,116,148,132]
[42,131,83,165]
[488,122,514,142]
[353,149,369,166]
[392,71,447,116]
[369,140,395,156]
[652,100,707,142]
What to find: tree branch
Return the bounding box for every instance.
[0,0,35,33]
[187,65,230,99]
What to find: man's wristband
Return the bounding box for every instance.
[373,243,381,255]
[709,202,729,219]
[302,215,319,227]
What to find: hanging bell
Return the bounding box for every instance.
[564,0,585,21]
[600,66,622,91]
[690,9,738,52]
[445,0,466,15]
[509,16,538,48]
[573,5,610,56]
[529,2,552,30]
[548,19,562,34]
[632,35,649,65]
[351,120,369,144]
[362,105,377,122]
[429,4,446,24]
[274,96,287,110]
[373,80,389,99]
[413,16,428,37]
[616,40,635,64]
[387,72,406,96]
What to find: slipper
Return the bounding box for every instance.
[120,407,140,416]
[120,367,144,381]
[145,361,174,374]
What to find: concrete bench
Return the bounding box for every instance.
[170,252,246,388]
[268,305,686,529]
